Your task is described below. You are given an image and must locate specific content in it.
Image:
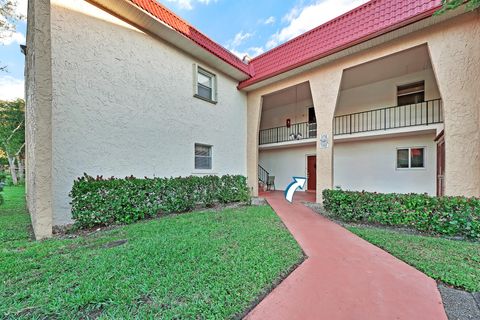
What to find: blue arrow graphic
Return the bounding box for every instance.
[284,177,307,203]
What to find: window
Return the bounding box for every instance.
[397,147,425,169]
[397,81,425,106]
[195,66,217,103]
[195,144,212,170]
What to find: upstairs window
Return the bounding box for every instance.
[397,147,425,169]
[195,144,212,170]
[194,66,217,103]
[397,81,425,106]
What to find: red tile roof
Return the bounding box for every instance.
[129,0,442,88]
[129,0,253,76]
[238,0,442,89]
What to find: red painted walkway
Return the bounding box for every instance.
[246,191,447,320]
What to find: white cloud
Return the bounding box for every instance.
[0,76,24,100]
[266,0,369,49]
[225,31,264,59]
[230,46,265,59]
[0,31,25,45]
[165,0,217,10]
[229,31,253,48]
[16,0,28,18]
[263,16,276,25]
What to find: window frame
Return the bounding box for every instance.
[396,81,425,106]
[194,64,217,104]
[194,143,213,171]
[396,147,426,170]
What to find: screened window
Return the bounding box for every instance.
[397,147,425,169]
[397,81,425,106]
[195,144,212,170]
[195,67,216,102]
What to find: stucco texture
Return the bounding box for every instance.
[25,0,53,239]
[246,11,480,200]
[49,1,247,225]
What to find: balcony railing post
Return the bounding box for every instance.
[426,100,429,126]
[349,114,352,134]
[384,109,386,130]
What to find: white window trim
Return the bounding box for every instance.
[193,64,217,104]
[194,143,214,171]
[395,146,426,170]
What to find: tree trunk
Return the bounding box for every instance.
[16,155,24,183]
[6,152,18,185]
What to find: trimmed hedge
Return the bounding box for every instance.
[70,174,251,228]
[323,189,480,240]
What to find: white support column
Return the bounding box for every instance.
[246,94,263,197]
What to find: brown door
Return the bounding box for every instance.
[436,135,445,196]
[307,156,316,191]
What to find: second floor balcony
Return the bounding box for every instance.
[259,99,443,146]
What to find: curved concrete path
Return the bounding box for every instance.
[246,191,447,320]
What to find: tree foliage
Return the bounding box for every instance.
[436,0,480,14]
[0,99,25,184]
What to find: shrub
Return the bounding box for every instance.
[322,189,480,240]
[70,174,251,228]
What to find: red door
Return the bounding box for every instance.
[307,156,317,191]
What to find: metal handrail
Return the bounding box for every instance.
[333,98,443,136]
[258,165,269,184]
[259,121,317,145]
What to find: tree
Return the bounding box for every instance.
[0,0,23,71]
[0,99,25,185]
[436,0,480,14]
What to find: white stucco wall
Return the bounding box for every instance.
[336,69,441,115]
[260,98,314,130]
[259,145,316,191]
[50,1,247,225]
[334,133,437,195]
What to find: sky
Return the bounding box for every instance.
[0,0,368,101]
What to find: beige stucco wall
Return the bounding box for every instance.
[48,0,247,225]
[25,0,53,239]
[247,11,480,200]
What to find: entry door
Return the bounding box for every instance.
[436,136,445,196]
[307,156,317,191]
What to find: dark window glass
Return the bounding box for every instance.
[197,69,214,100]
[410,148,424,168]
[397,81,425,106]
[397,149,409,168]
[195,144,212,169]
[197,84,212,100]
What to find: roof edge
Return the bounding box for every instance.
[238,3,442,90]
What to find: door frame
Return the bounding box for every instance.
[305,154,317,191]
[435,130,445,197]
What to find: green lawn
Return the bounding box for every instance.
[348,225,480,292]
[0,185,303,319]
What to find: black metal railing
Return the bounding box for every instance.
[259,122,317,145]
[333,99,443,136]
[258,165,269,184]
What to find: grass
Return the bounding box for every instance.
[348,225,480,292]
[0,185,303,319]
